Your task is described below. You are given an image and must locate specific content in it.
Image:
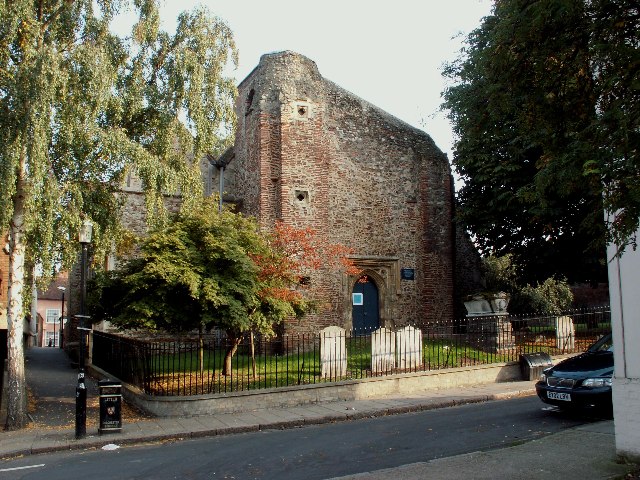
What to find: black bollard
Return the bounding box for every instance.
[75,314,91,440]
[75,381,86,439]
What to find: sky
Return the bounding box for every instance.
[115,0,493,162]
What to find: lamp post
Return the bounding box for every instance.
[57,286,65,348]
[207,154,226,213]
[76,219,92,439]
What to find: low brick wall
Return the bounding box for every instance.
[90,360,525,417]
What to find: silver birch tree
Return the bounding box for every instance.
[0,0,237,429]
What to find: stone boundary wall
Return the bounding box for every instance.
[90,361,524,417]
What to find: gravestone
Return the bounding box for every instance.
[320,326,347,379]
[555,316,575,352]
[371,327,396,374]
[396,326,423,370]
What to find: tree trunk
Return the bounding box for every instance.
[222,335,242,376]
[5,154,29,430]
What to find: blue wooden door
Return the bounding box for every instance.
[352,276,380,334]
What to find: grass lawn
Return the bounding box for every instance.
[93,314,611,396]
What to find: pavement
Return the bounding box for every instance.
[1,347,637,479]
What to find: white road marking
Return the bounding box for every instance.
[0,464,46,472]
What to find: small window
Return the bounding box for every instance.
[46,309,60,324]
[352,293,364,306]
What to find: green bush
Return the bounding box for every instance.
[516,277,574,314]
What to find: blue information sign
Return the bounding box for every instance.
[400,268,415,280]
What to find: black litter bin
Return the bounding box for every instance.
[98,380,122,433]
[520,352,553,381]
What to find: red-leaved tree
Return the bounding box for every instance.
[235,221,360,376]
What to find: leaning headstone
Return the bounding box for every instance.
[555,316,575,352]
[371,327,396,374]
[396,326,423,370]
[320,326,347,379]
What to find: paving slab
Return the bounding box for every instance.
[174,416,219,433]
[214,412,263,431]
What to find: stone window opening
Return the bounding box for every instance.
[245,89,255,116]
[295,190,309,204]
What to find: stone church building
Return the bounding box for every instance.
[66,50,479,339]
[210,51,476,335]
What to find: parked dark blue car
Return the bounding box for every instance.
[535,333,613,414]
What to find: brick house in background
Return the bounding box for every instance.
[1,235,40,355]
[35,273,68,348]
[211,51,480,334]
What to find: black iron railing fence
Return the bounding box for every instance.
[91,306,610,396]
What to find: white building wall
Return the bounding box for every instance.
[607,237,640,462]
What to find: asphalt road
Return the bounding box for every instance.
[0,396,604,480]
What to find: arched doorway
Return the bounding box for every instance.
[352,275,380,334]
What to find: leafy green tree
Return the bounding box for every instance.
[93,200,308,331]
[91,199,360,375]
[516,277,574,315]
[0,0,236,429]
[90,199,329,375]
[442,0,639,283]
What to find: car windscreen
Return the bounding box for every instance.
[588,333,613,353]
